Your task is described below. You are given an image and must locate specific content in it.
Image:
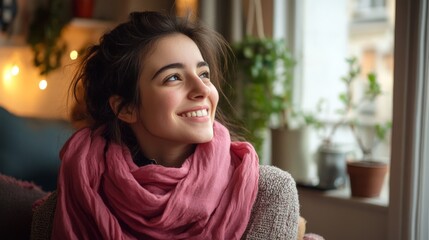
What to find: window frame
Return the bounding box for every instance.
[388,0,429,239]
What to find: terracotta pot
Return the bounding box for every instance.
[347,161,388,198]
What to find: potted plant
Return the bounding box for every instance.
[315,57,391,196]
[313,58,362,190]
[270,108,321,185]
[346,122,391,198]
[225,36,320,185]
[226,36,295,160]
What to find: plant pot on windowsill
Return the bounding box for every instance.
[347,160,388,198]
[316,143,349,190]
[311,57,392,195]
[271,126,317,186]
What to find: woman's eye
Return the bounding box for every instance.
[199,71,210,79]
[165,74,180,82]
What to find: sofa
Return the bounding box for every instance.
[0,106,74,191]
[0,174,47,239]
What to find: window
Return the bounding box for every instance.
[353,0,388,22]
[280,0,428,238]
[199,0,427,238]
[283,0,394,186]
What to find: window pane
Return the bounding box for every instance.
[291,0,394,188]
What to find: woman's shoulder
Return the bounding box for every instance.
[31,191,57,239]
[242,165,299,240]
[257,165,297,198]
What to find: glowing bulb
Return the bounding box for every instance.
[70,50,78,60]
[39,79,48,90]
[11,65,19,76]
[3,70,12,85]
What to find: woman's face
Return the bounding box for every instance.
[132,33,219,147]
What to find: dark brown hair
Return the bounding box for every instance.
[70,11,240,144]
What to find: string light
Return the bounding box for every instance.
[70,50,78,60]
[11,65,19,76]
[2,64,49,91]
[2,64,17,88]
[2,69,12,86]
[39,79,48,90]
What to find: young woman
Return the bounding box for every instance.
[31,11,301,239]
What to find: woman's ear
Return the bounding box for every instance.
[109,95,137,123]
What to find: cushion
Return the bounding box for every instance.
[0,174,48,239]
[0,106,74,191]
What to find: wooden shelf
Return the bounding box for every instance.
[0,34,27,47]
[69,18,117,30]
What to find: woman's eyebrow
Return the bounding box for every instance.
[152,61,209,80]
[152,63,184,80]
[197,61,209,68]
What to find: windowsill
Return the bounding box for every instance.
[297,175,389,210]
[298,177,389,239]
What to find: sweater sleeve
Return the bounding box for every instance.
[31,191,57,240]
[242,165,300,240]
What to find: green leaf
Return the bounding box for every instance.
[227,36,296,154]
[339,93,349,104]
[366,73,382,100]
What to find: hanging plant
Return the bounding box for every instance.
[222,0,296,156]
[228,36,295,155]
[26,0,72,75]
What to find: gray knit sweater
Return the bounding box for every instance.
[31,165,299,240]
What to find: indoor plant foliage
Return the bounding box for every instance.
[317,57,391,159]
[315,57,391,195]
[227,36,295,156]
[27,0,72,76]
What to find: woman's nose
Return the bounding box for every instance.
[187,75,210,100]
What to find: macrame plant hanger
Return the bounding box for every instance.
[246,0,265,39]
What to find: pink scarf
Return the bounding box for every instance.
[52,121,259,239]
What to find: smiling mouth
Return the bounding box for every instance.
[180,109,209,118]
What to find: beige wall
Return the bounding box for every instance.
[0,21,109,119]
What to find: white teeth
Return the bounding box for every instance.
[182,109,208,118]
